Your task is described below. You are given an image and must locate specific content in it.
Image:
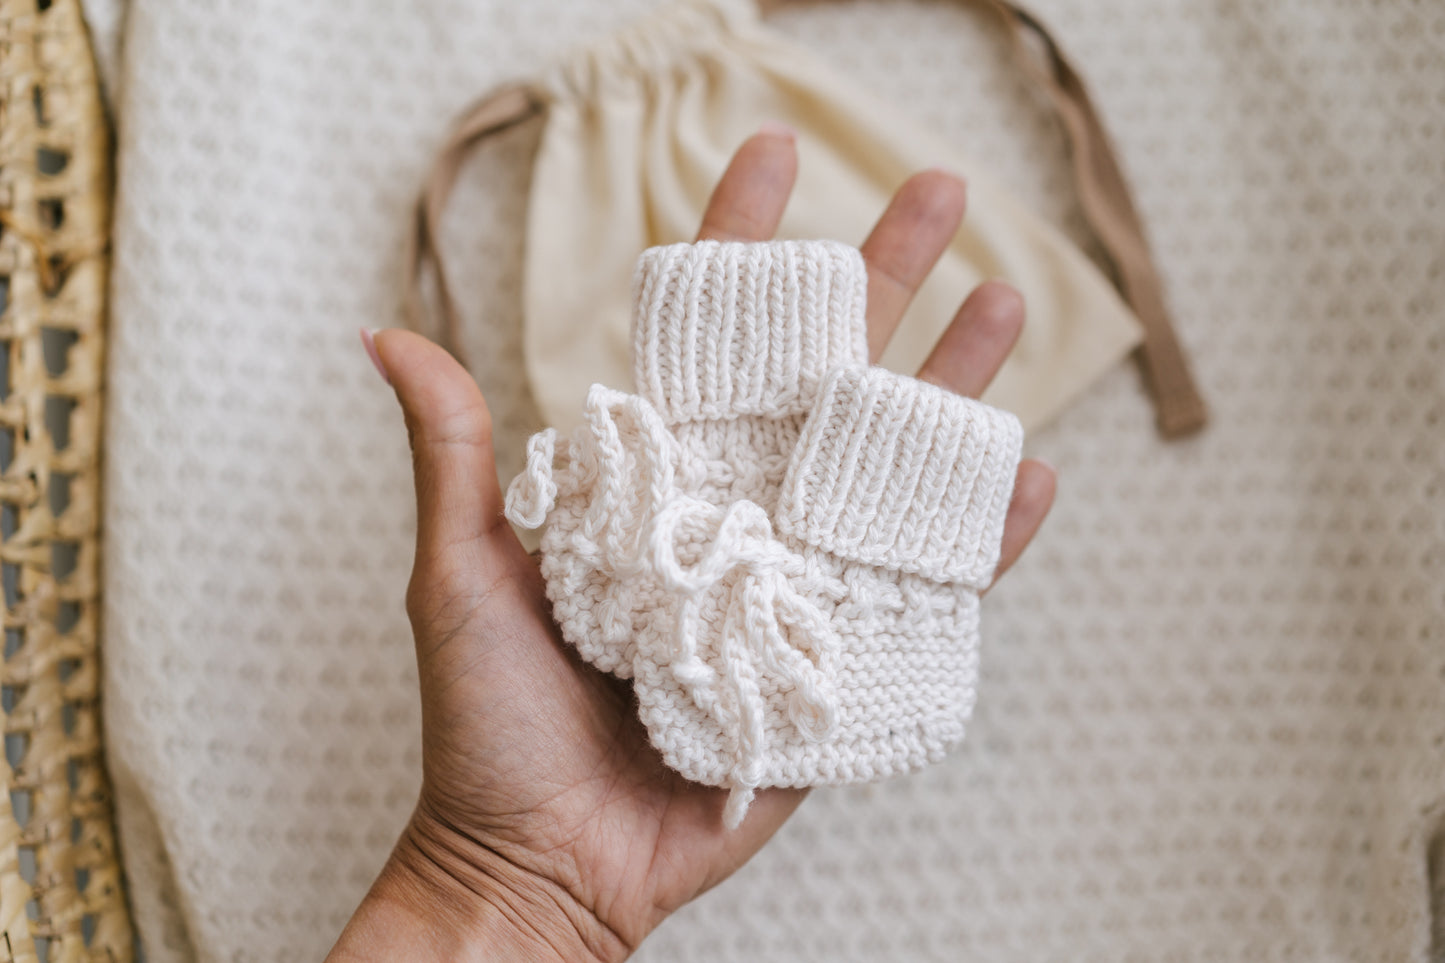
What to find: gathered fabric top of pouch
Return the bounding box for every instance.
[542,0,763,100]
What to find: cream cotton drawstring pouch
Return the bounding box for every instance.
[408,0,1208,439]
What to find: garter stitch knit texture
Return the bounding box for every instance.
[507,240,1023,826]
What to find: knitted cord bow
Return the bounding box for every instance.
[506,385,840,827]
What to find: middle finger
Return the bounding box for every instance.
[859,169,967,361]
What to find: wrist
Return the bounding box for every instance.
[327,803,630,963]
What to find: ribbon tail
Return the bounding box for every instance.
[666,596,723,724]
[711,581,772,828]
[723,784,756,831]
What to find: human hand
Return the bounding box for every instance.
[327,127,1056,962]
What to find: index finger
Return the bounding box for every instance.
[696,125,798,243]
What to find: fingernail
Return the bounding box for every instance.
[360,328,390,385]
[757,121,796,140]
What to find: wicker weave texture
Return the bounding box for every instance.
[0,0,133,959]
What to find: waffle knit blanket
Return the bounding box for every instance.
[89,0,1445,959]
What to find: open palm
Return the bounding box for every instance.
[330,128,1056,962]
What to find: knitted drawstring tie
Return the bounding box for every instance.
[505,385,840,827]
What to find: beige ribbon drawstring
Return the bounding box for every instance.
[973,0,1208,437]
[407,0,1207,438]
[404,83,545,353]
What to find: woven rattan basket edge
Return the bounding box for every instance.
[0,0,136,959]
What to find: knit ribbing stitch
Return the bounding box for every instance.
[506,240,1022,827]
[633,240,868,424]
[777,365,1023,588]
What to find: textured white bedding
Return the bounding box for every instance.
[91,1,1445,960]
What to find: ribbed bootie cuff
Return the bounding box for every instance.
[631,240,869,424]
[776,365,1024,589]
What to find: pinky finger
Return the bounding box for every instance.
[989,459,1057,589]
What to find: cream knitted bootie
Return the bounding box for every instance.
[506,239,867,677]
[506,240,1022,827]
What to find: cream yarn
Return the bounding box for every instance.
[508,240,867,676]
[506,240,1022,826]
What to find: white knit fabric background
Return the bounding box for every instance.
[90,1,1445,960]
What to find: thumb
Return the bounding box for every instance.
[366,328,519,569]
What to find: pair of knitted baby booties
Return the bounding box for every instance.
[505,240,1023,828]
